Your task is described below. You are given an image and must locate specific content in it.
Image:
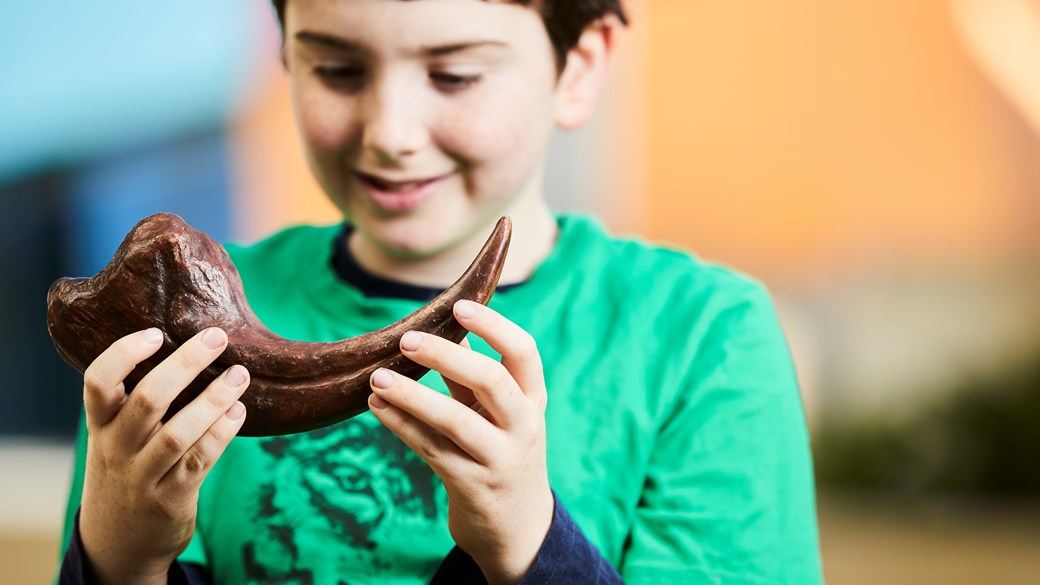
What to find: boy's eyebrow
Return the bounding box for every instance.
[295,31,364,52]
[294,31,508,56]
[423,40,509,56]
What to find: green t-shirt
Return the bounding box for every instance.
[60,214,822,584]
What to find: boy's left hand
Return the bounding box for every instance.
[368,299,553,585]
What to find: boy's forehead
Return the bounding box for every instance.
[288,0,534,22]
[287,0,543,51]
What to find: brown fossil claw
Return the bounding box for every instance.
[46,213,511,436]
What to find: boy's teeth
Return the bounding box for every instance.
[370,177,424,191]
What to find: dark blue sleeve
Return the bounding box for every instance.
[429,492,624,585]
[59,508,211,585]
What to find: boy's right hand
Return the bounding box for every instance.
[78,327,249,585]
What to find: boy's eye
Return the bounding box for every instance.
[314,65,365,86]
[430,72,482,91]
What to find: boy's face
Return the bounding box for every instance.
[284,0,560,257]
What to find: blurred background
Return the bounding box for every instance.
[2,0,1039,583]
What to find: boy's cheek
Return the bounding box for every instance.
[301,128,349,159]
[290,81,358,151]
[439,96,555,162]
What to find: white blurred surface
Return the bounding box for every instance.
[0,441,74,536]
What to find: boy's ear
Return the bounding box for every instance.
[554,14,624,131]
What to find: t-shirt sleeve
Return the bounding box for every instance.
[619,282,823,584]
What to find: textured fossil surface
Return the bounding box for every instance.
[47,213,511,436]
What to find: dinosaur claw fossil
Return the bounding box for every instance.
[46,213,511,436]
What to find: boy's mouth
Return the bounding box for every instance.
[355,171,453,212]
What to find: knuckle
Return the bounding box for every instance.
[134,391,165,416]
[201,386,228,412]
[440,418,463,441]
[176,346,208,373]
[504,332,543,372]
[112,340,137,366]
[181,448,208,476]
[82,367,105,392]
[479,466,505,492]
[160,431,188,455]
[203,419,235,455]
[489,367,514,395]
[517,332,538,359]
[414,430,441,462]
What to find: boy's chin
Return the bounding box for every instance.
[350,199,509,261]
[358,220,452,259]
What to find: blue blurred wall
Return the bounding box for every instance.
[1,0,260,181]
[0,1,263,437]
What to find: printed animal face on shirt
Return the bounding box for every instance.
[282,0,560,259]
[241,417,446,583]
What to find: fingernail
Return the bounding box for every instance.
[371,368,393,389]
[454,300,476,319]
[225,365,247,387]
[369,393,389,410]
[202,328,226,350]
[400,331,422,352]
[142,328,163,344]
[226,401,245,421]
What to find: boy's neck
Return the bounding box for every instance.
[347,199,559,290]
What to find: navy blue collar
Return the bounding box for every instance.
[331,224,520,302]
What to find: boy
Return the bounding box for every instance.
[59,1,823,583]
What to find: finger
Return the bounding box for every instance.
[453,300,546,408]
[82,328,165,429]
[439,338,481,409]
[442,375,480,412]
[370,368,497,463]
[368,390,478,475]
[142,365,250,478]
[119,327,228,446]
[159,397,246,492]
[444,337,481,407]
[399,330,527,428]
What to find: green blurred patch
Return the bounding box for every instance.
[813,349,1040,498]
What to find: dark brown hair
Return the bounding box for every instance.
[269,0,629,70]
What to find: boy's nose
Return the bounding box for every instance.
[360,87,428,164]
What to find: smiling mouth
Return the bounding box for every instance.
[355,171,454,212]
[357,172,447,192]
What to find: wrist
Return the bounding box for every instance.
[471,489,555,585]
[78,511,174,585]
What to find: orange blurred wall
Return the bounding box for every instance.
[228,63,339,244]
[635,0,1040,285]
